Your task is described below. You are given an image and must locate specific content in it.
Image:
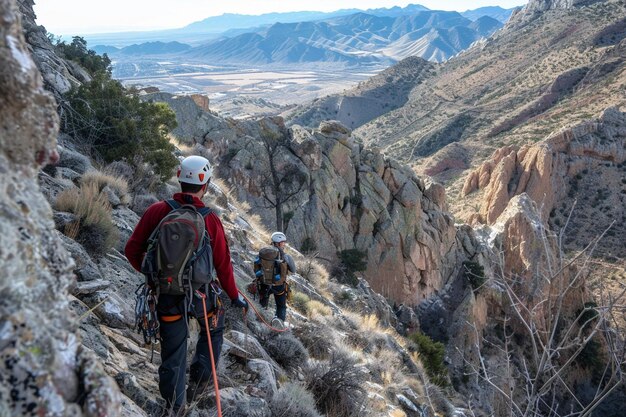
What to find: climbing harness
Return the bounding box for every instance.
[134,283,160,362]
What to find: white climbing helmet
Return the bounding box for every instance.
[271,232,287,243]
[177,155,212,185]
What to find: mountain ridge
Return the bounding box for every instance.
[185,10,502,65]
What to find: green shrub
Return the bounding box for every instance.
[334,249,367,287]
[300,237,317,254]
[54,36,111,76]
[64,73,178,180]
[409,332,448,387]
[463,261,486,291]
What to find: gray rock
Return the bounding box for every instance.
[246,359,277,398]
[73,279,111,296]
[104,185,122,207]
[38,171,76,203]
[57,146,93,175]
[207,388,271,417]
[397,394,420,415]
[114,372,160,416]
[56,166,82,181]
[83,291,135,329]
[58,232,102,282]
[112,207,140,251]
[54,211,78,230]
[132,194,159,216]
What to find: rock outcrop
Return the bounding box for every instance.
[463,107,626,226]
[189,111,464,305]
[0,0,121,415]
[523,0,605,14]
[17,0,90,98]
[426,194,593,414]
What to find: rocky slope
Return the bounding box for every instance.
[462,107,626,258]
[286,0,625,187]
[1,0,121,415]
[286,56,436,132]
[148,92,466,305]
[6,1,625,416]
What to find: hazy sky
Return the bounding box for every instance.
[35,0,528,35]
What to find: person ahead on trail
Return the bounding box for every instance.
[125,155,248,416]
[255,232,296,326]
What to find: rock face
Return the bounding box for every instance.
[143,92,223,143]
[464,108,626,225]
[462,108,626,260]
[427,194,592,413]
[0,0,121,415]
[17,0,89,99]
[524,0,605,14]
[193,113,463,305]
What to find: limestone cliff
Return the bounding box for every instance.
[0,0,121,415]
[171,106,466,305]
[463,107,626,257]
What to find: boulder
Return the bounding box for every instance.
[246,359,277,398]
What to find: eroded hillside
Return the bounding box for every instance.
[291,0,626,188]
[4,0,626,416]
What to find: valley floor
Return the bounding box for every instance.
[114,58,384,119]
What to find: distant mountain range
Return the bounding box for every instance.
[85,3,513,49]
[94,41,191,56]
[461,6,515,23]
[95,8,504,65]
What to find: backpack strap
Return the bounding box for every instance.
[198,207,212,217]
[166,199,181,210]
[166,199,212,218]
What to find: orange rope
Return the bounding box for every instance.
[200,293,222,417]
[240,292,289,333]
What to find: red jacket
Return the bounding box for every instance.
[124,193,239,300]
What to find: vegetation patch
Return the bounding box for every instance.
[409,332,448,387]
[55,182,118,256]
[334,249,367,287]
[56,37,178,181]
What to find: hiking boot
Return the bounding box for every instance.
[271,317,283,328]
[187,379,210,403]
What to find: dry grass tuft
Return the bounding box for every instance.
[298,256,330,291]
[305,300,332,319]
[81,170,130,205]
[55,182,118,256]
[290,291,311,315]
[269,382,322,417]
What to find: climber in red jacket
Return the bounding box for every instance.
[125,155,247,416]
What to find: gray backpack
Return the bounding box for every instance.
[141,200,214,297]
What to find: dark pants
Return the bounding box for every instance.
[157,294,224,411]
[259,283,287,321]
